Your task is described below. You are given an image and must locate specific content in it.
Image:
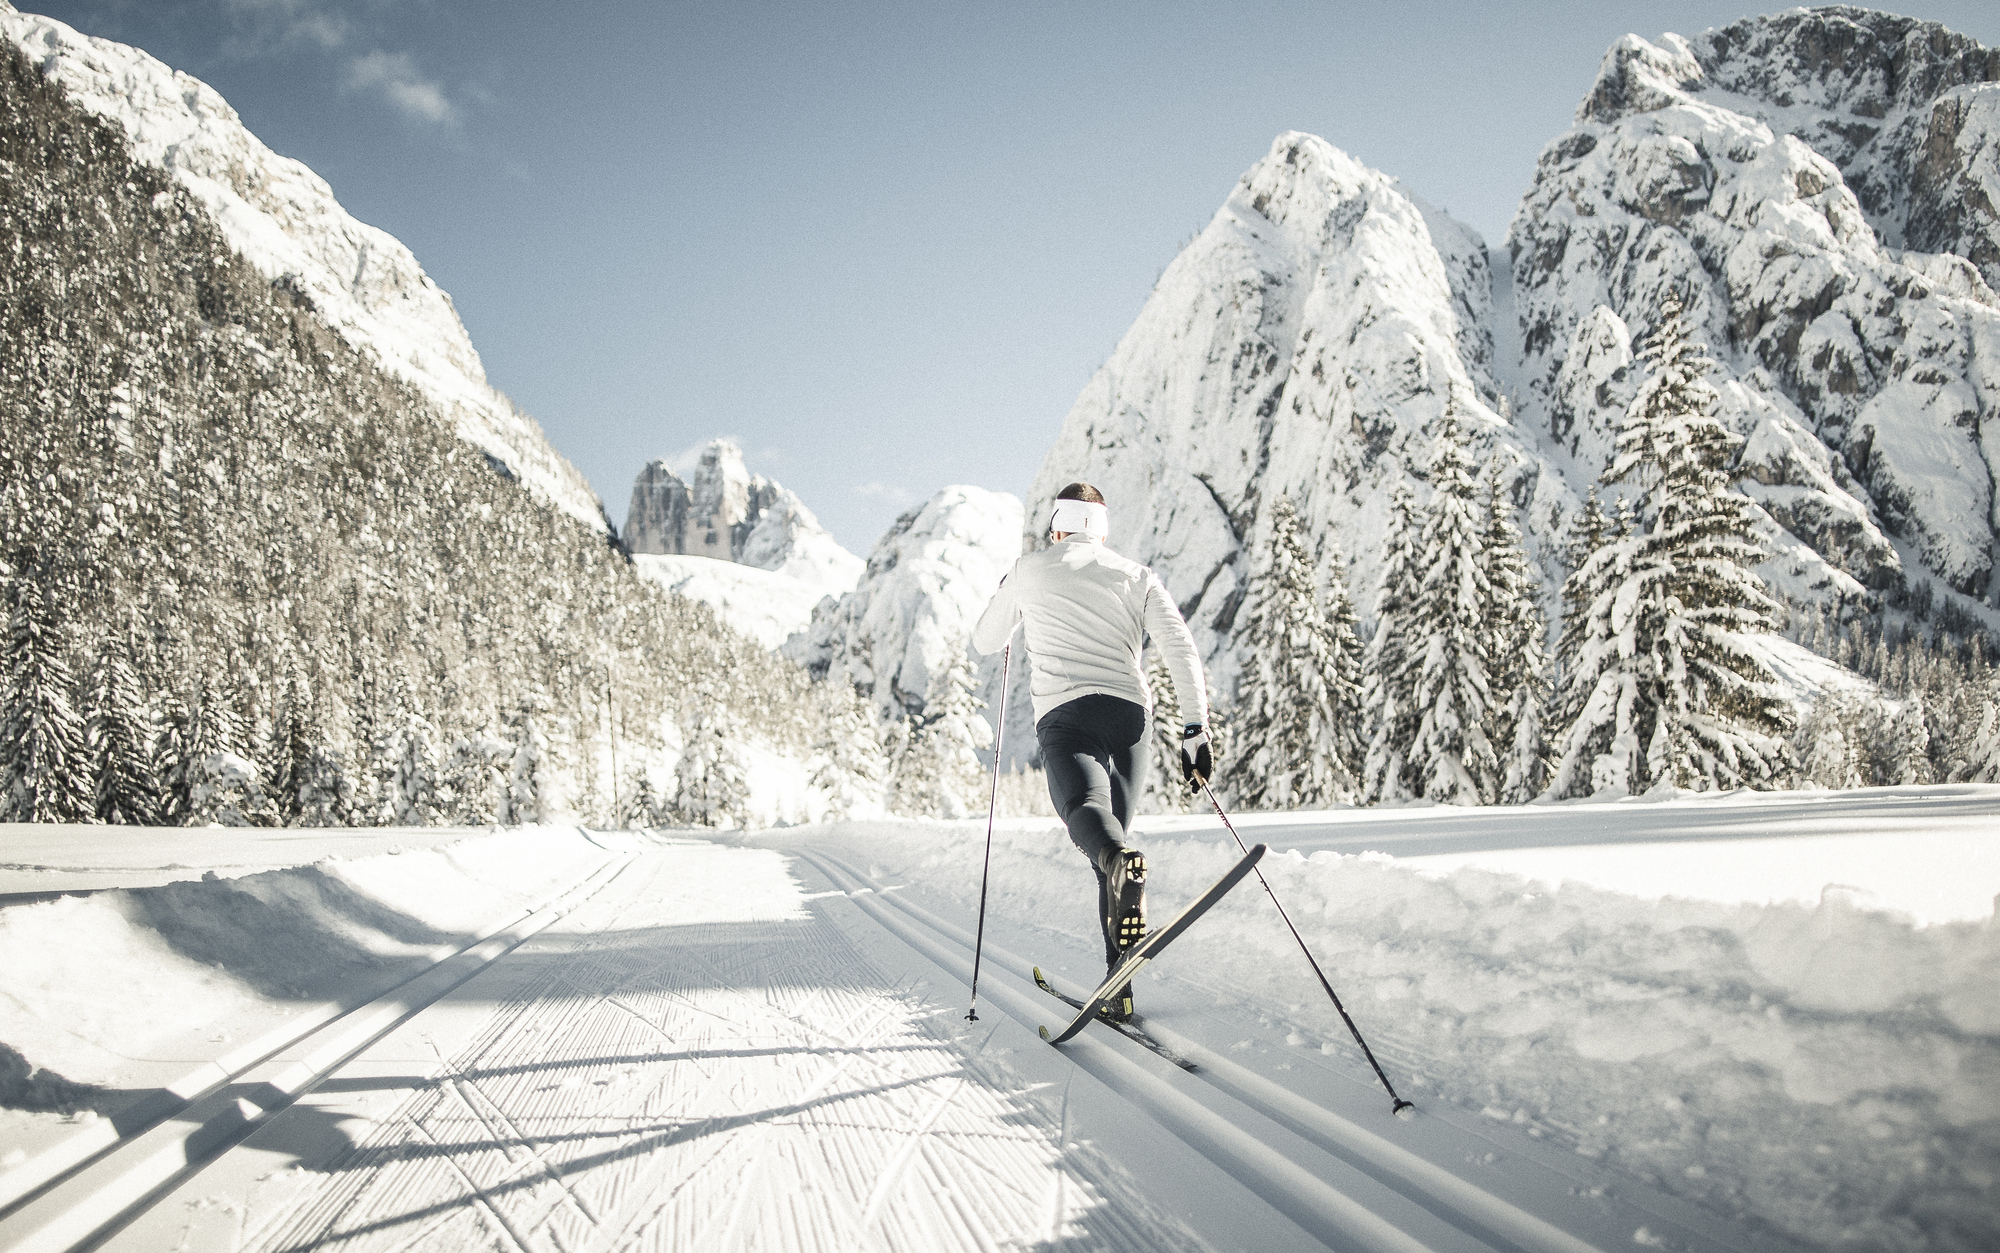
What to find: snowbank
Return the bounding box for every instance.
[0,827,611,1096]
[808,802,2000,1252]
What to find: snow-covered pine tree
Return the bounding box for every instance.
[809,680,888,819]
[1550,296,1791,797]
[1554,487,1610,735]
[674,704,750,827]
[84,627,161,825]
[1890,693,1934,785]
[0,556,91,822]
[1403,409,1498,805]
[504,702,550,825]
[1797,695,1863,789]
[1142,651,1192,814]
[392,710,442,825]
[442,731,511,824]
[266,660,314,825]
[1481,463,1550,803]
[1360,484,1423,803]
[1234,496,1361,809]
[1963,675,2000,783]
[890,647,990,818]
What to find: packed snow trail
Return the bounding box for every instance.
[98,840,1222,1253]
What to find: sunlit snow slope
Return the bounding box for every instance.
[0,3,607,531]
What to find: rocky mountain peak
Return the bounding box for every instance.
[624,440,862,599]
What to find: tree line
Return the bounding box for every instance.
[0,41,852,830]
[1214,298,2000,809]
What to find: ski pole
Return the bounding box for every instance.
[965,642,1012,1022]
[1199,780,1414,1117]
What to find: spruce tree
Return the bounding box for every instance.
[890,647,990,818]
[1360,484,1422,803]
[674,704,750,827]
[1551,297,1791,797]
[1142,650,1194,814]
[1234,496,1363,809]
[1404,410,1498,804]
[1963,678,2000,783]
[1481,464,1550,803]
[1890,694,1934,785]
[0,558,91,822]
[84,628,161,825]
[809,680,888,819]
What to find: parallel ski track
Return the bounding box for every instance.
[207,844,1210,1253]
[0,851,639,1253]
[796,849,1608,1253]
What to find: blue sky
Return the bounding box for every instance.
[30,0,2000,554]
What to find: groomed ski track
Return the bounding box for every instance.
[11,831,1811,1253]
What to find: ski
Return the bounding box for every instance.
[1039,843,1265,1047]
[1033,966,1196,1071]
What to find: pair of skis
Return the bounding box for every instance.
[1033,843,1266,1063]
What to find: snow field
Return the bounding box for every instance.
[630,554,829,650]
[818,795,2000,1253]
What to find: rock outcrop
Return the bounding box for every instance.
[624,440,862,601]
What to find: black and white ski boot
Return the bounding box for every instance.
[1100,846,1147,955]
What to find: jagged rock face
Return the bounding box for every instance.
[626,460,693,559]
[1515,10,2000,604]
[789,486,1022,722]
[1028,132,1549,691]
[0,4,607,531]
[624,440,862,600]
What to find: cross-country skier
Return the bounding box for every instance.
[971,482,1215,1022]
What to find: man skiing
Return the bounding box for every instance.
[972,482,1214,1022]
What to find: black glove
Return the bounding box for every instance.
[1180,724,1214,791]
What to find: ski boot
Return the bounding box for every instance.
[1099,846,1147,955]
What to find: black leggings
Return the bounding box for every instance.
[1038,694,1149,967]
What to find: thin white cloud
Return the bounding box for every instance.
[219,0,349,52]
[664,436,735,476]
[346,49,456,124]
[854,481,917,506]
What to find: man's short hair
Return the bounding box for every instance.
[1055,482,1104,505]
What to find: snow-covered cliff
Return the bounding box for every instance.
[1028,133,1544,696]
[1513,9,2000,608]
[789,486,1023,722]
[624,439,862,603]
[0,3,607,531]
[1031,8,2000,704]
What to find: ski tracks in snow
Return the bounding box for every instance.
[117,841,1207,1253]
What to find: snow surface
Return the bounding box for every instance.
[630,553,830,650]
[790,786,2000,1253]
[4,788,1994,1251]
[0,5,607,532]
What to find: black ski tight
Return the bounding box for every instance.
[1037,694,1148,966]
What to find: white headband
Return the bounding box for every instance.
[1049,499,1109,538]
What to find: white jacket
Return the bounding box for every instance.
[971,536,1209,727]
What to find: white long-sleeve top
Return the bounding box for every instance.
[971,535,1209,727]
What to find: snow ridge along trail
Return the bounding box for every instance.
[0,852,636,1253]
[110,840,1211,1253]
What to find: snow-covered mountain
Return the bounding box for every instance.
[624,440,862,601]
[1030,7,2000,700]
[789,486,1023,723]
[0,2,607,531]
